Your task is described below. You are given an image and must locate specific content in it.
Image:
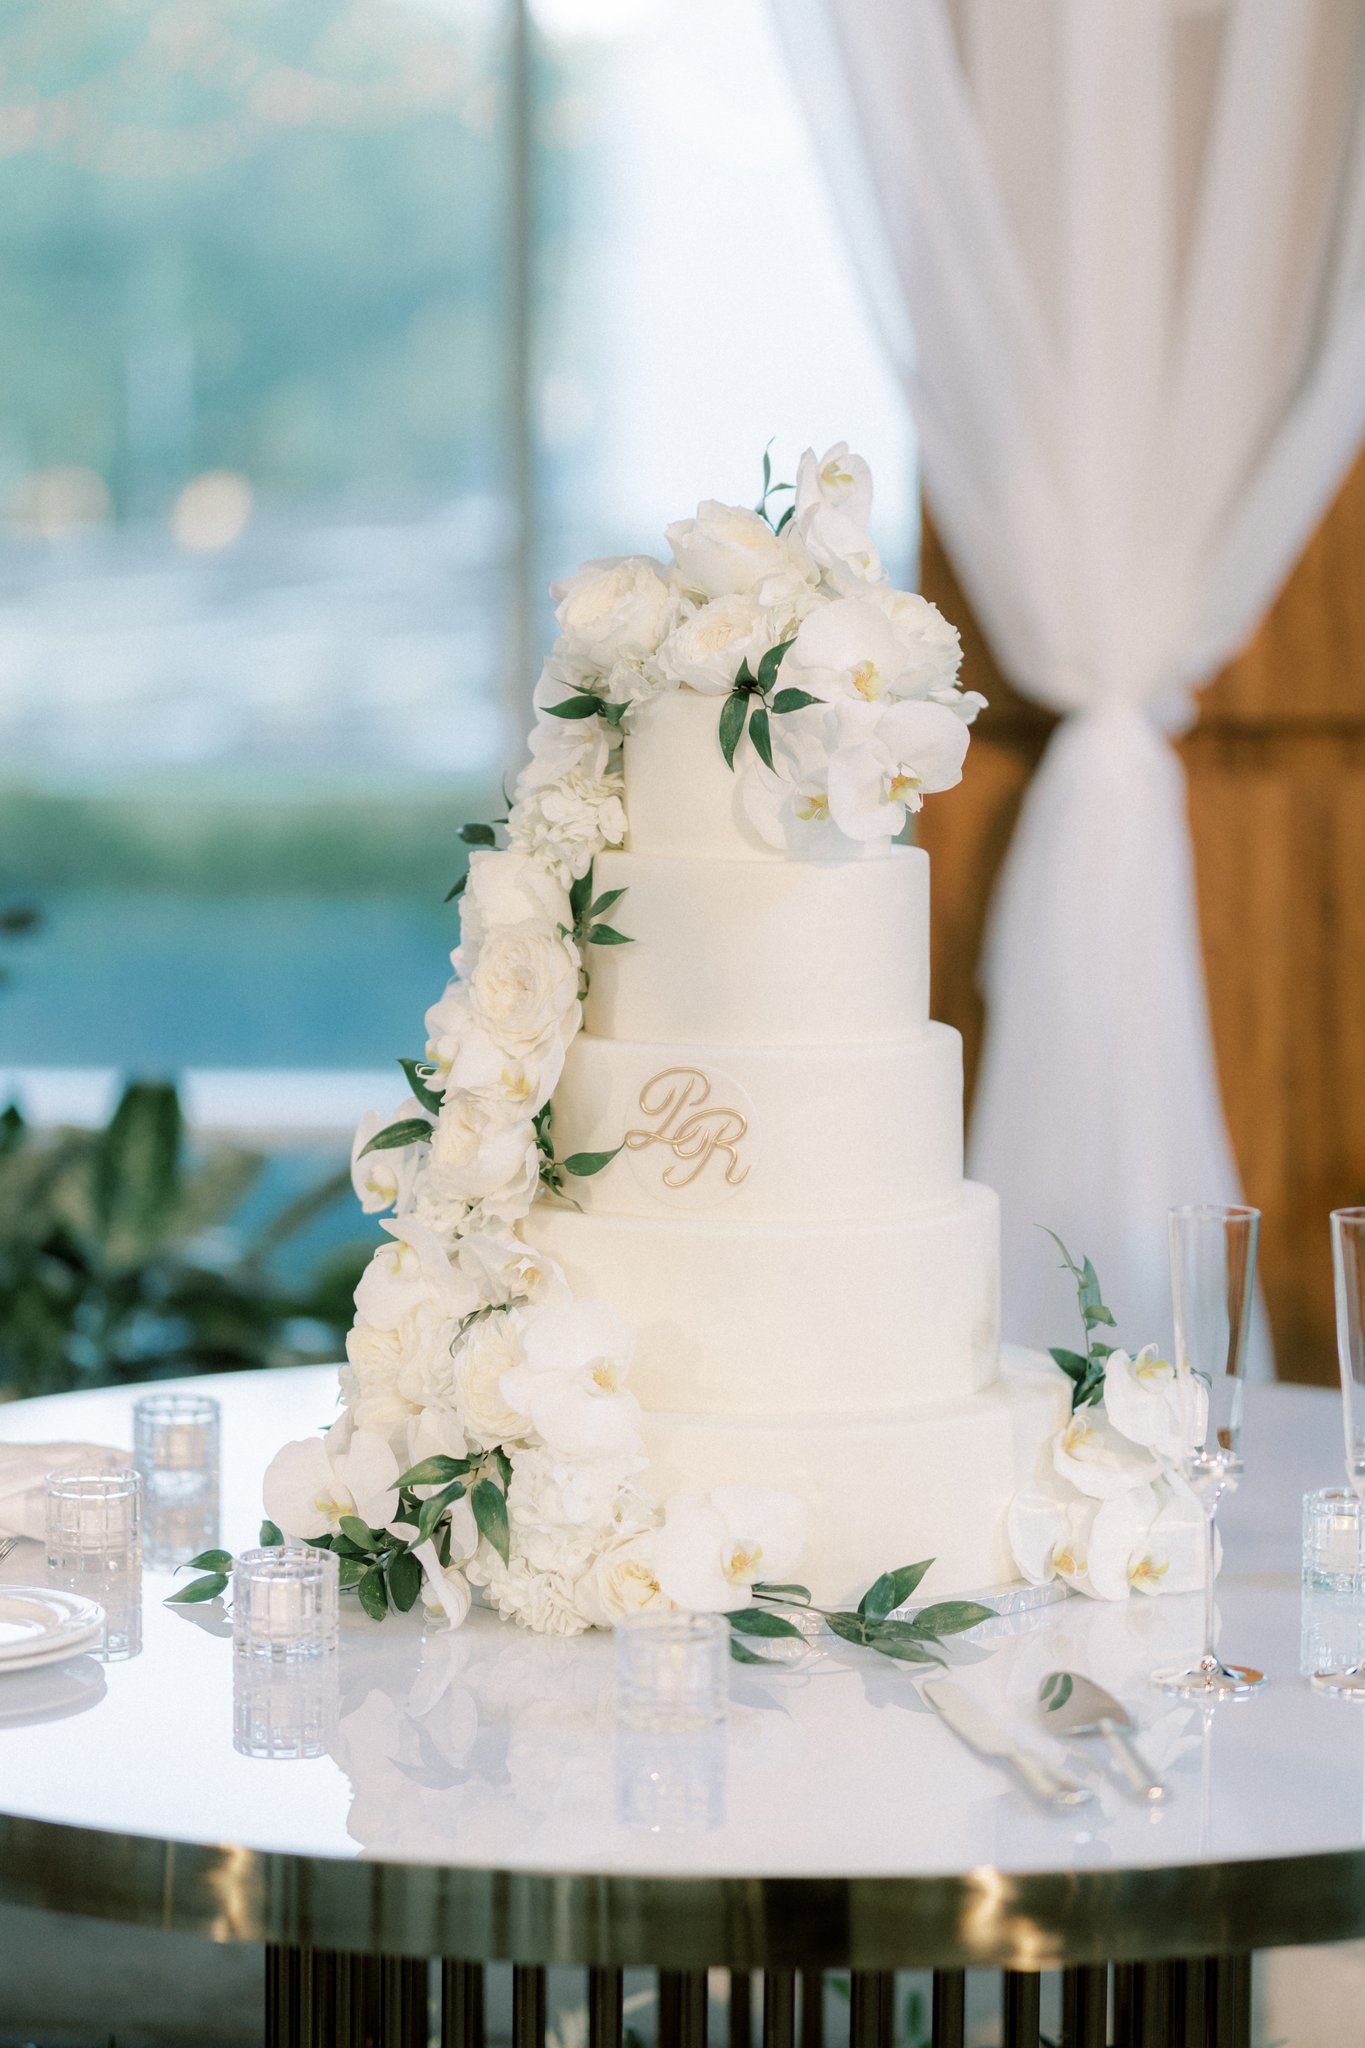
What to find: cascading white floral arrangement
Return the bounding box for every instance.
[248,444,988,1643]
[1008,1237,1210,1602]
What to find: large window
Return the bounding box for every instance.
[0,0,911,1080]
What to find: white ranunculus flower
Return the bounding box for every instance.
[551,554,675,676]
[500,1298,642,1458]
[453,1310,533,1448]
[653,1486,806,1611]
[457,848,571,972]
[350,1100,431,1216]
[459,1230,567,1309]
[466,918,580,1058]
[263,1424,401,1541]
[825,697,971,841]
[666,499,817,602]
[576,1528,668,1627]
[1103,1345,1205,1466]
[1052,1405,1162,1501]
[651,592,775,695]
[795,441,873,530]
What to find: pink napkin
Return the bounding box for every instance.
[0,1443,131,1543]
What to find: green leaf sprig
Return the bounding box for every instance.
[717,640,821,773]
[725,1559,994,1668]
[168,1445,521,1620]
[533,1098,622,1203]
[1041,1227,1118,1412]
[754,440,796,534]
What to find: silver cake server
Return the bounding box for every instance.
[922,1677,1092,1810]
[1038,1671,1166,1803]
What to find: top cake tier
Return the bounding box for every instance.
[625,687,898,864]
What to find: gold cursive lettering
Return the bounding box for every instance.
[624,1067,751,1190]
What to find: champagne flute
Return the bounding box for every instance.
[1311,1208,1365,1697]
[1152,1203,1264,1700]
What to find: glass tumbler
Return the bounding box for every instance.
[616,1611,729,1732]
[232,1546,339,1663]
[45,1468,142,1569]
[133,1392,220,1497]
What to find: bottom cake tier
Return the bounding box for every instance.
[640,1346,1069,1607]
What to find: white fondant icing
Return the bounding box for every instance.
[521,1182,1002,1417]
[584,845,930,1046]
[551,1024,963,1221]
[624,689,785,862]
[639,1348,1071,1606]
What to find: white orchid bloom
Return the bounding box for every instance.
[794,442,873,530]
[499,1298,642,1458]
[738,710,856,860]
[783,596,918,706]
[1104,1344,1205,1465]
[1010,1483,1163,1601]
[414,1535,476,1630]
[458,1230,566,1309]
[401,1402,470,1476]
[864,586,965,696]
[350,1099,430,1216]
[1052,1403,1163,1501]
[355,1215,474,1332]
[1126,1476,1212,1596]
[263,1424,401,1541]
[653,1486,806,1611]
[429,1094,539,1205]
[445,1013,566,1121]
[826,697,971,841]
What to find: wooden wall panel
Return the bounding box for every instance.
[919,449,1365,1384]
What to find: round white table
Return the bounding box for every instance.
[0,1368,1360,2048]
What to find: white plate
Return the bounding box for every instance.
[0,1586,106,1668]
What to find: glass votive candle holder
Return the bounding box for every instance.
[616,1611,729,1733]
[233,1656,339,1761]
[1303,1488,1365,1591]
[232,1546,339,1663]
[133,1392,220,1497]
[45,1468,142,1569]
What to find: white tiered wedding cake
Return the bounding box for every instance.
[260,443,1074,1637]
[522,687,1068,1603]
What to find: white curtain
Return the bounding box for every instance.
[778,0,1365,1364]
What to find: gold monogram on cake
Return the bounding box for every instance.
[624,1067,752,1191]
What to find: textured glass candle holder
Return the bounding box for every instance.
[133,1392,220,1499]
[232,1546,339,1663]
[616,1612,728,1732]
[1302,1586,1365,1680]
[233,1656,339,1760]
[1303,1488,1365,1592]
[45,1469,142,1569]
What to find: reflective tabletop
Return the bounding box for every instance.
[0,1367,1363,1968]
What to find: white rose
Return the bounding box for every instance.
[653,1486,806,1612]
[354,1217,474,1331]
[458,849,571,970]
[1103,1345,1205,1466]
[412,1143,540,1240]
[666,499,817,601]
[576,1528,667,1628]
[350,1100,430,1215]
[341,1321,419,1442]
[865,586,964,699]
[466,918,580,1059]
[551,554,675,676]
[651,593,775,695]
[430,1094,539,1202]
[454,1310,533,1448]
[500,1298,642,1459]
[262,1423,401,1542]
